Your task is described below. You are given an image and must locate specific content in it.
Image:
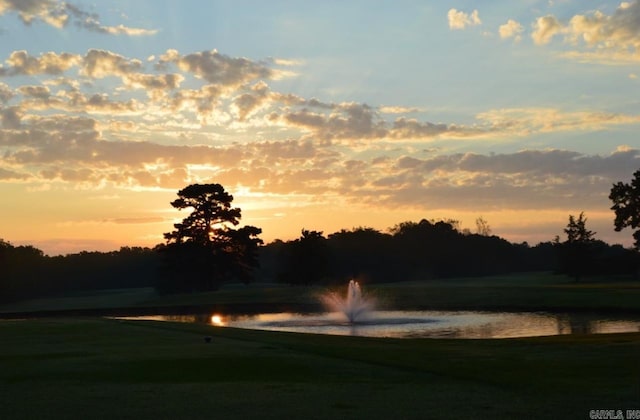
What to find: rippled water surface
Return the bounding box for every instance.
[116,310,640,339]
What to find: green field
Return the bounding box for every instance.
[2,272,640,315]
[373,272,640,313]
[0,317,638,419]
[1,273,639,419]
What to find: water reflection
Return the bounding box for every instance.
[210,314,224,326]
[585,319,640,334]
[113,310,640,339]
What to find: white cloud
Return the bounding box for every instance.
[379,106,419,114]
[167,49,274,86]
[0,82,13,103]
[122,73,184,100]
[1,105,22,128]
[279,102,388,141]
[372,147,640,211]
[532,1,640,62]
[0,0,157,35]
[81,49,143,78]
[499,19,524,42]
[2,44,640,210]
[0,0,67,28]
[231,81,270,121]
[0,50,81,76]
[447,8,481,30]
[531,15,563,45]
[475,107,640,135]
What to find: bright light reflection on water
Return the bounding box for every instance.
[113,311,640,339]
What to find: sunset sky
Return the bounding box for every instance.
[2,0,640,255]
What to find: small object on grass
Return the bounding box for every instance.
[204,336,212,343]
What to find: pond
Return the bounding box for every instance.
[114,310,640,339]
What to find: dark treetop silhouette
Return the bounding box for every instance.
[610,169,640,250]
[556,212,597,281]
[158,183,263,293]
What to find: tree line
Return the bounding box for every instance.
[1,217,636,303]
[264,218,636,286]
[0,243,159,303]
[3,169,640,302]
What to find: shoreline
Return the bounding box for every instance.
[2,301,640,320]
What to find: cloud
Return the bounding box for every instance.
[231,81,270,121]
[18,84,51,100]
[275,103,640,142]
[390,117,481,139]
[0,0,67,28]
[247,139,333,166]
[0,166,29,180]
[3,43,639,148]
[531,15,563,45]
[8,115,631,213]
[106,217,166,224]
[272,100,472,141]
[161,49,274,86]
[1,105,21,128]
[81,49,143,78]
[2,45,640,211]
[3,79,639,221]
[17,89,141,115]
[206,146,640,215]
[499,19,524,42]
[167,84,225,123]
[280,102,387,141]
[566,2,640,47]
[380,105,419,114]
[0,50,81,76]
[64,3,157,36]
[0,0,157,36]
[0,82,13,102]
[369,148,640,211]
[0,49,183,109]
[532,1,640,62]
[447,8,481,30]
[397,149,639,178]
[0,49,295,127]
[122,73,184,94]
[475,108,640,134]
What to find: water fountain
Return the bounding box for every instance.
[320,279,374,323]
[113,281,640,338]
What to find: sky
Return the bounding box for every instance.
[2,0,640,255]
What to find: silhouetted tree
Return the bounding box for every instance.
[158,183,263,293]
[610,169,640,249]
[557,212,596,281]
[277,229,329,285]
[564,212,595,244]
[388,219,461,279]
[475,216,492,236]
[0,239,46,302]
[43,248,160,293]
[327,227,393,282]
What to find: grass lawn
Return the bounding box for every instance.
[0,317,638,419]
[3,272,640,316]
[372,272,640,313]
